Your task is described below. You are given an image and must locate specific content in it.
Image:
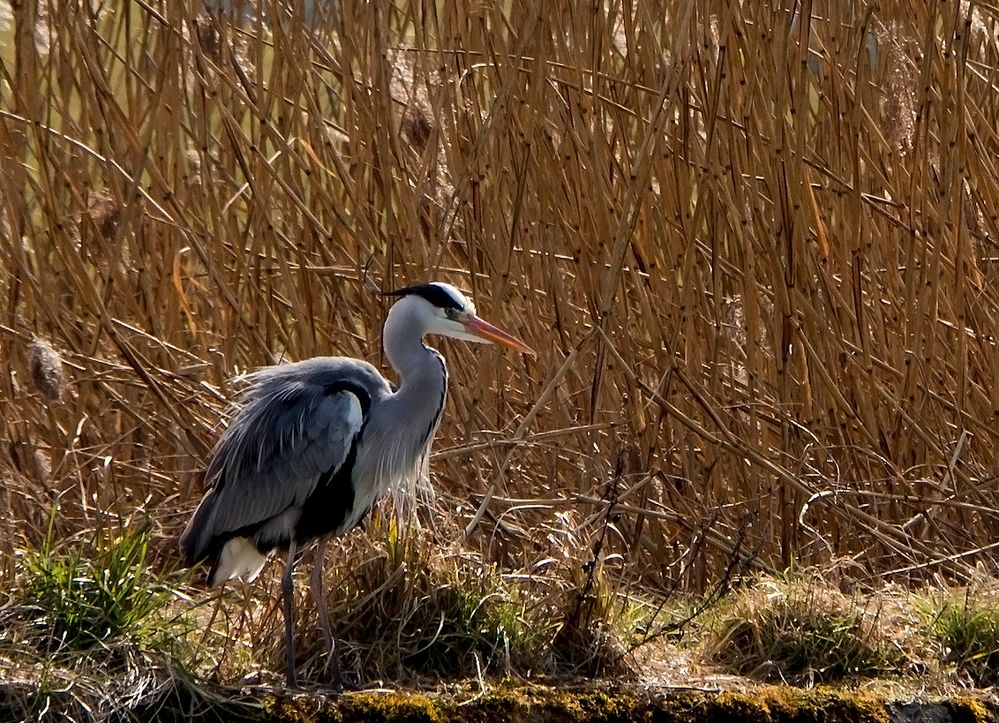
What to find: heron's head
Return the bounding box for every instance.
[387,281,535,355]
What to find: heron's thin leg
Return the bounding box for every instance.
[310,539,333,653]
[309,538,348,690]
[282,539,298,688]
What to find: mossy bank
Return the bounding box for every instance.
[18,682,985,723]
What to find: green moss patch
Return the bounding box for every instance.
[254,684,996,723]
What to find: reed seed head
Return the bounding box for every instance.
[27,337,66,402]
[87,195,120,240]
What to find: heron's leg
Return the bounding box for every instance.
[310,539,333,654]
[309,538,348,691]
[282,539,299,688]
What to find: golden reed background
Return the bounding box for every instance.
[1,1,998,598]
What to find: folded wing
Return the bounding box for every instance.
[180,361,378,576]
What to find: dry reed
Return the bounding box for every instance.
[1,0,999,687]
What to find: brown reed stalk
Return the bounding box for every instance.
[1,1,998,683]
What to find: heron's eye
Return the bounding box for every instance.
[444,308,460,320]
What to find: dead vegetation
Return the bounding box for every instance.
[2,0,999,714]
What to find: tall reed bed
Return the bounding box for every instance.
[1,1,998,614]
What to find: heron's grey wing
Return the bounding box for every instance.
[181,371,372,562]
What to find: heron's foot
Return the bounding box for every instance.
[285,665,301,690]
[327,676,358,694]
[325,652,358,693]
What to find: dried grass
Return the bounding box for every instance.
[705,572,903,684]
[2,0,999,693]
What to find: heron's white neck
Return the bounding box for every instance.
[382,297,448,388]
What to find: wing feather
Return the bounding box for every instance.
[211,392,362,533]
[181,357,386,564]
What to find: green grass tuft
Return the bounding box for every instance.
[20,516,173,652]
[932,597,999,686]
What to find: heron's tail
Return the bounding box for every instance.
[181,490,268,586]
[179,488,218,566]
[208,536,268,586]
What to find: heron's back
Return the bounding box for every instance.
[180,356,393,574]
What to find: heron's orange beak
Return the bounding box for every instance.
[465,316,536,356]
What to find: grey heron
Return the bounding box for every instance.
[180,282,534,688]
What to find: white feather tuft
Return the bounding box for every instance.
[209,537,268,586]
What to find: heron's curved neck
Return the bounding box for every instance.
[383,300,448,390]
